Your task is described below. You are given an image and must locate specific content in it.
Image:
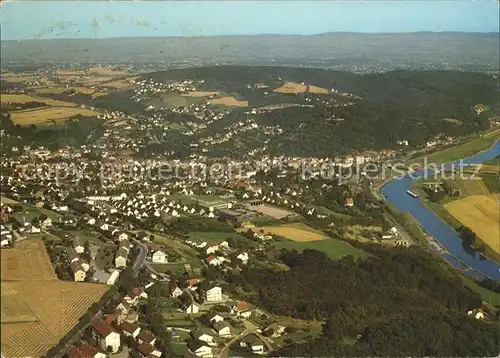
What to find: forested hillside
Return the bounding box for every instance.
[239,247,500,357]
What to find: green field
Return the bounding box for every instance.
[410,129,500,167]
[152,260,201,275]
[314,206,353,220]
[149,232,199,258]
[463,278,500,306]
[273,237,365,260]
[12,204,62,223]
[0,196,18,204]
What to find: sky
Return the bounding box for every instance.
[1,1,499,41]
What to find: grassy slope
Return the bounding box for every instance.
[463,277,500,306]
[273,237,365,261]
[410,129,500,166]
[188,231,254,245]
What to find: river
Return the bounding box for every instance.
[381,140,500,280]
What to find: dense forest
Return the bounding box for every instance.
[0,113,104,150]
[239,247,500,357]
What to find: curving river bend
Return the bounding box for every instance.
[381,141,500,280]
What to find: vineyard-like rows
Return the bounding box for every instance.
[1,240,57,281]
[1,240,109,357]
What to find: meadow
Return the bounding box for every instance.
[252,222,329,242]
[210,96,248,107]
[273,236,365,260]
[444,194,500,254]
[410,128,500,167]
[10,107,99,125]
[1,93,76,107]
[273,81,330,94]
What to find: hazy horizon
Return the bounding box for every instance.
[2,30,499,42]
[1,1,499,41]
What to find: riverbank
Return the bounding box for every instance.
[411,182,500,263]
[380,139,500,279]
[408,128,500,168]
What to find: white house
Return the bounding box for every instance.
[117,232,129,241]
[91,319,121,353]
[152,250,168,263]
[213,321,232,337]
[206,286,222,303]
[186,302,200,314]
[241,334,264,355]
[188,340,213,358]
[119,322,141,339]
[192,328,215,344]
[237,252,249,265]
[171,286,183,298]
[206,255,221,266]
[207,313,224,324]
[115,247,128,268]
[468,309,486,320]
[73,237,85,254]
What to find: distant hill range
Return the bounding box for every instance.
[1,32,499,72]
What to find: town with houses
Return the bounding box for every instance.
[1,65,499,358]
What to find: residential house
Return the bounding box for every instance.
[191,328,215,344]
[263,322,286,338]
[119,322,141,339]
[185,302,201,314]
[206,286,222,303]
[206,255,221,266]
[40,216,52,228]
[115,247,128,268]
[237,252,249,265]
[70,261,86,282]
[213,321,232,337]
[137,330,156,346]
[188,340,213,358]
[116,300,131,315]
[73,236,85,254]
[468,308,489,320]
[90,319,121,353]
[136,231,150,242]
[152,250,168,263]
[67,248,80,263]
[241,334,264,355]
[68,344,106,358]
[233,301,252,318]
[1,226,12,247]
[117,232,129,242]
[186,278,201,289]
[206,313,224,324]
[344,198,354,207]
[137,342,162,357]
[170,286,183,298]
[124,287,146,306]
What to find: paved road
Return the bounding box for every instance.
[131,238,148,277]
[219,328,252,358]
[89,244,110,283]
